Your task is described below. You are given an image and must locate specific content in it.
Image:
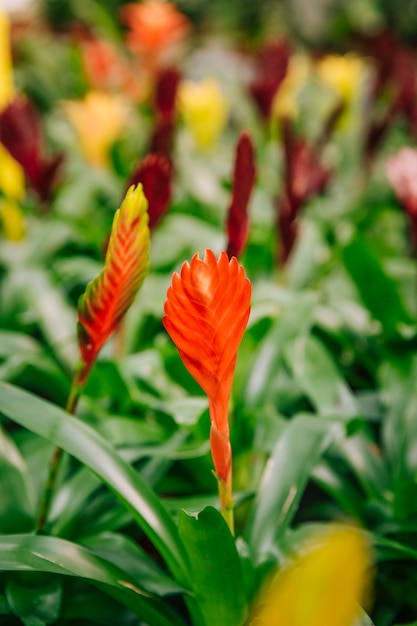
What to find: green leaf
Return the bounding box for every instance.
[342,237,415,340]
[83,532,186,597]
[286,219,328,290]
[22,268,78,372]
[285,335,358,417]
[312,462,366,518]
[381,355,417,477]
[178,507,248,626]
[6,574,62,625]
[0,331,40,358]
[0,426,34,532]
[0,534,185,626]
[0,382,189,587]
[245,291,318,407]
[49,433,188,539]
[337,430,389,499]
[245,415,342,562]
[60,587,137,626]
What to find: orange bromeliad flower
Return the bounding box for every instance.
[121,0,189,66]
[77,184,150,383]
[163,250,251,532]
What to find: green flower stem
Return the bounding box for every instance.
[35,360,88,534]
[218,477,234,536]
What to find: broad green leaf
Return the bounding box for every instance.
[245,415,342,562]
[0,354,70,405]
[342,237,415,340]
[312,462,365,518]
[0,382,189,587]
[245,291,318,407]
[0,426,34,532]
[7,267,78,372]
[78,184,150,369]
[49,433,187,538]
[6,574,62,625]
[286,219,328,290]
[285,335,358,417]
[374,535,417,562]
[60,588,138,626]
[179,507,248,626]
[381,355,417,477]
[337,430,389,499]
[0,534,185,626]
[83,532,186,597]
[379,356,417,519]
[0,331,40,358]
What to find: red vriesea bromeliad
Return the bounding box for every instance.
[163,249,251,533]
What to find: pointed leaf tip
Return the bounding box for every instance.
[77,184,150,371]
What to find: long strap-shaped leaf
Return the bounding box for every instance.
[0,382,189,587]
[0,533,187,626]
[77,184,150,373]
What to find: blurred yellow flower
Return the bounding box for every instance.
[316,54,366,105]
[0,10,13,104]
[178,78,228,149]
[64,91,127,167]
[273,54,310,119]
[250,526,372,626]
[0,198,25,241]
[0,10,25,241]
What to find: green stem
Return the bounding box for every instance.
[218,476,234,536]
[35,360,88,534]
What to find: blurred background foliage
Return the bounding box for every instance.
[1,0,417,625]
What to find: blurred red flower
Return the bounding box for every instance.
[386,147,417,247]
[127,153,172,230]
[226,131,256,259]
[81,38,141,101]
[0,96,63,202]
[121,0,189,66]
[249,40,291,120]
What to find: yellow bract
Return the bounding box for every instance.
[0,11,13,105]
[178,78,228,149]
[0,10,25,241]
[273,54,310,120]
[316,54,366,104]
[0,198,25,241]
[250,526,372,626]
[121,183,149,224]
[64,91,127,167]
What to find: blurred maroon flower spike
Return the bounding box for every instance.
[0,96,63,202]
[226,131,256,259]
[386,147,417,249]
[277,117,332,264]
[149,66,181,159]
[249,39,290,121]
[127,153,172,230]
[361,31,417,162]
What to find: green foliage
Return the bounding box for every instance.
[1,2,417,624]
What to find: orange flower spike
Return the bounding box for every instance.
[121,0,189,64]
[163,250,251,531]
[77,184,150,382]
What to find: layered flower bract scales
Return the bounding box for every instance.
[163,250,251,529]
[77,184,150,380]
